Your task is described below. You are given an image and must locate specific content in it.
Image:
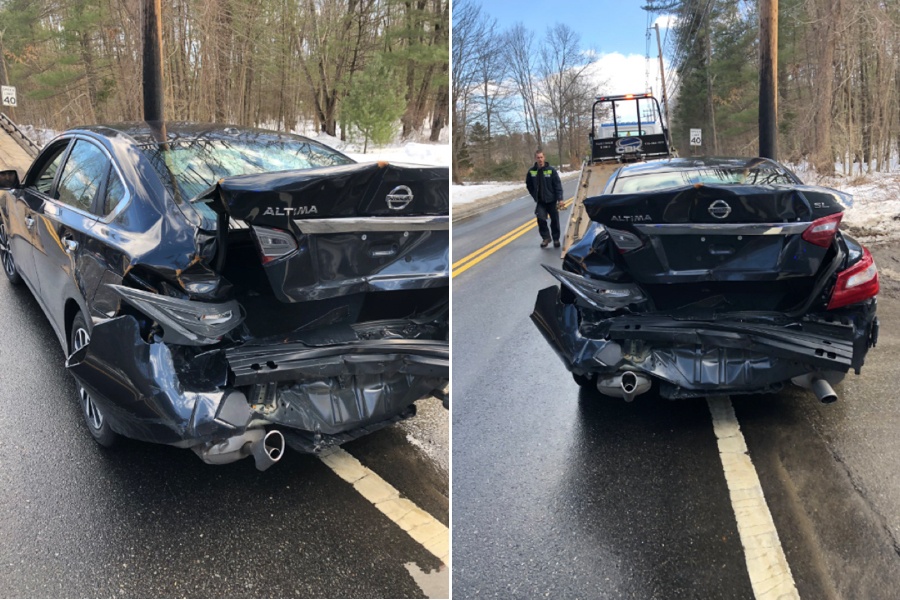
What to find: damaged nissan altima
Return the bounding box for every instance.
[532,157,879,404]
[0,123,448,469]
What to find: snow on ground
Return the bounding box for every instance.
[452,182,523,205]
[451,170,580,206]
[314,132,449,167]
[792,163,900,243]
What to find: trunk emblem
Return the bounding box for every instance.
[708,200,732,219]
[386,186,414,210]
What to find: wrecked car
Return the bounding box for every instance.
[532,157,878,403]
[0,123,448,470]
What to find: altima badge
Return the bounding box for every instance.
[386,185,414,210]
[708,199,732,219]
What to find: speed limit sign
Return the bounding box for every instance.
[1,86,16,107]
[689,128,702,146]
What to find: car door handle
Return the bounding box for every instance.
[24,216,34,230]
[62,236,79,254]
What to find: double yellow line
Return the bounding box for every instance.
[452,198,573,278]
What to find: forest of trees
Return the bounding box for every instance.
[452,0,598,183]
[455,0,900,183]
[659,0,900,176]
[0,0,448,144]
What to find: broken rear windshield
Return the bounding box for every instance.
[612,167,795,194]
[140,135,354,201]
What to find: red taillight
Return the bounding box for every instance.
[802,213,842,247]
[827,247,879,310]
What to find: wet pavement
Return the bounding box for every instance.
[452,189,900,598]
[0,272,448,598]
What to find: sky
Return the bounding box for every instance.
[471,0,677,98]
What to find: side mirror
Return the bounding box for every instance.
[0,170,20,189]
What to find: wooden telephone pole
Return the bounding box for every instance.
[759,0,778,159]
[654,23,671,133]
[142,0,164,122]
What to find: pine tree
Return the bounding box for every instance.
[343,54,405,153]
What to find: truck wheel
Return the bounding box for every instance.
[70,312,118,447]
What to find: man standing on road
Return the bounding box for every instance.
[525,149,564,248]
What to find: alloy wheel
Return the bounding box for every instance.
[0,221,15,278]
[72,327,103,431]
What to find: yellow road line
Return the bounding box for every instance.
[320,447,449,565]
[452,198,572,279]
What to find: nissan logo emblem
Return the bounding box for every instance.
[708,199,732,219]
[386,185,414,210]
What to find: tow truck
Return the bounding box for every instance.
[561,93,674,255]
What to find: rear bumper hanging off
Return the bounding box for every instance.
[67,315,448,448]
[531,285,876,399]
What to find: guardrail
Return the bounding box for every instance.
[0,112,40,158]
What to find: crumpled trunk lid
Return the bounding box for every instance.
[583,184,846,312]
[199,162,449,303]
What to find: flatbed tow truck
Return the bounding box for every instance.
[561,92,674,256]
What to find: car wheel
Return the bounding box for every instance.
[70,312,118,447]
[0,217,22,285]
[572,372,595,388]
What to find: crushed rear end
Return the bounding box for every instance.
[68,162,448,468]
[532,181,879,402]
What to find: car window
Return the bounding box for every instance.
[31,143,69,195]
[140,136,355,201]
[56,140,110,212]
[103,166,127,216]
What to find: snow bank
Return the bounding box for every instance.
[314,132,449,167]
[451,182,523,206]
[792,164,900,243]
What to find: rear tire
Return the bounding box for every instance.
[70,312,118,448]
[0,217,23,285]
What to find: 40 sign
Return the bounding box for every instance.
[689,128,702,146]
[1,86,17,107]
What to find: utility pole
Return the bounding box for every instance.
[654,24,671,133]
[142,0,164,122]
[759,0,778,159]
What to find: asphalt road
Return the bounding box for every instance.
[0,270,448,598]
[452,184,900,599]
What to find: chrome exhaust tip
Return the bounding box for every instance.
[250,430,285,471]
[791,372,842,404]
[811,377,838,404]
[596,371,652,402]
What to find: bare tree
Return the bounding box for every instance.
[451,0,491,181]
[538,23,591,167]
[504,24,542,149]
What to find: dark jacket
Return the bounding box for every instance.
[526,162,563,204]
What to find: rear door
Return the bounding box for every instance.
[32,138,108,338]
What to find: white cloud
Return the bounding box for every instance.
[653,14,678,29]
[583,52,670,100]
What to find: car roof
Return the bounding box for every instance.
[616,156,785,175]
[68,122,322,148]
